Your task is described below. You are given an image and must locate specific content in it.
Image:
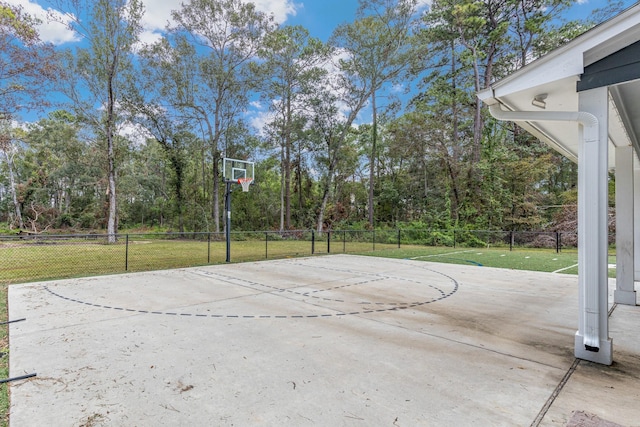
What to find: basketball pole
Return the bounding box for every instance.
[224,180,233,263]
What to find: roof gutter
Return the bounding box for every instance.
[488,102,601,352]
[488,103,598,139]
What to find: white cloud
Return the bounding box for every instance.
[16,0,299,47]
[391,83,406,94]
[248,109,274,137]
[134,30,163,50]
[118,120,153,147]
[133,0,300,50]
[140,0,182,33]
[249,0,300,23]
[10,120,31,132]
[5,0,79,45]
[138,0,299,37]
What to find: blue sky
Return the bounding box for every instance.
[19,0,624,47]
[286,0,631,40]
[9,0,638,127]
[288,0,359,40]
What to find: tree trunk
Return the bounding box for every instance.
[201,145,207,207]
[317,180,331,233]
[285,134,291,230]
[161,166,166,227]
[297,145,303,227]
[285,94,292,229]
[213,152,220,233]
[65,179,73,214]
[169,150,185,234]
[444,157,460,220]
[470,46,483,166]
[106,69,117,244]
[107,146,117,242]
[317,162,335,233]
[279,139,285,231]
[2,149,24,229]
[450,43,460,223]
[368,87,377,227]
[200,110,220,233]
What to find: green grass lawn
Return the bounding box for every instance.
[359,246,617,278]
[0,238,400,285]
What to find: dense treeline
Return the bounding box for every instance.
[0,0,622,235]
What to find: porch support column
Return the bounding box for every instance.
[634,167,640,282]
[614,145,636,305]
[575,86,612,365]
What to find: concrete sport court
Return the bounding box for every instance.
[7,254,640,426]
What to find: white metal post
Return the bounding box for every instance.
[614,145,636,305]
[575,87,612,365]
[634,167,640,282]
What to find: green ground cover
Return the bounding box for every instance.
[361,246,617,278]
[0,239,398,285]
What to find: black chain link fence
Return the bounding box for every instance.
[1,229,585,284]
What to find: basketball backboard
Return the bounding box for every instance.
[222,158,254,182]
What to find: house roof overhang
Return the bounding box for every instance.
[478,3,640,170]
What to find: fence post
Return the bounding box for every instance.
[510,231,514,252]
[125,234,129,271]
[373,230,376,251]
[343,230,346,253]
[327,231,331,253]
[312,230,315,254]
[397,229,401,248]
[558,232,562,253]
[265,232,268,259]
[207,233,211,263]
[453,229,456,248]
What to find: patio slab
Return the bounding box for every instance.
[8,255,640,426]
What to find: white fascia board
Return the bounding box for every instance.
[492,53,584,98]
[477,87,497,103]
[583,21,640,66]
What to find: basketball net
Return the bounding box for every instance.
[238,177,253,192]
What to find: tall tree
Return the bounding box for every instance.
[417,0,575,225]
[136,36,210,229]
[53,0,143,241]
[0,119,23,229]
[169,0,275,232]
[308,66,370,232]
[124,41,192,233]
[23,111,93,227]
[259,25,330,230]
[122,105,189,233]
[0,1,57,118]
[0,1,57,230]
[424,0,568,170]
[332,0,423,227]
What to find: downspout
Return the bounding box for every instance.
[488,103,601,351]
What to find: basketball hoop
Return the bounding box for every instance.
[238,177,253,192]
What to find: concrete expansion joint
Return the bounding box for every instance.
[530,358,581,427]
[533,297,623,426]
